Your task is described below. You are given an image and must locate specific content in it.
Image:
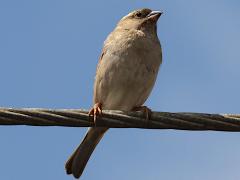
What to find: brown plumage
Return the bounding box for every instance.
[65,8,163,179]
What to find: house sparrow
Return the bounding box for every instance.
[65,8,163,179]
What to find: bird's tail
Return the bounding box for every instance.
[65,127,108,179]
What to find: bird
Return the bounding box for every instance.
[65,8,163,179]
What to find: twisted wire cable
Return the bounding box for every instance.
[0,108,240,131]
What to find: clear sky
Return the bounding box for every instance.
[0,0,240,180]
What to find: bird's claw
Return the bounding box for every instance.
[88,103,102,126]
[133,106,152,121]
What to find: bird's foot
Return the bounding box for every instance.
[132,106,152,120]
[88,103,102,126]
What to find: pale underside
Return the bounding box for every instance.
[94,28,162,111]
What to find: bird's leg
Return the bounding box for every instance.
[88,103,102,126]
[132,106,152,120]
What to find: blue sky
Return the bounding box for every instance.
[0,0,240,180]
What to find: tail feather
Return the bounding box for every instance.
[65,127,108,179]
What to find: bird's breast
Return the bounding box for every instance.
[94,30,162,111]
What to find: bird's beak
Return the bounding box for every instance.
[146,10,163,21]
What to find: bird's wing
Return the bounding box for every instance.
[93,43,109,104]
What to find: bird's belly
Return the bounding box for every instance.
[96,55,160,111]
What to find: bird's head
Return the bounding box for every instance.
[117,8,163,32]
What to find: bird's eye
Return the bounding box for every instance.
[136,12,142,17]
